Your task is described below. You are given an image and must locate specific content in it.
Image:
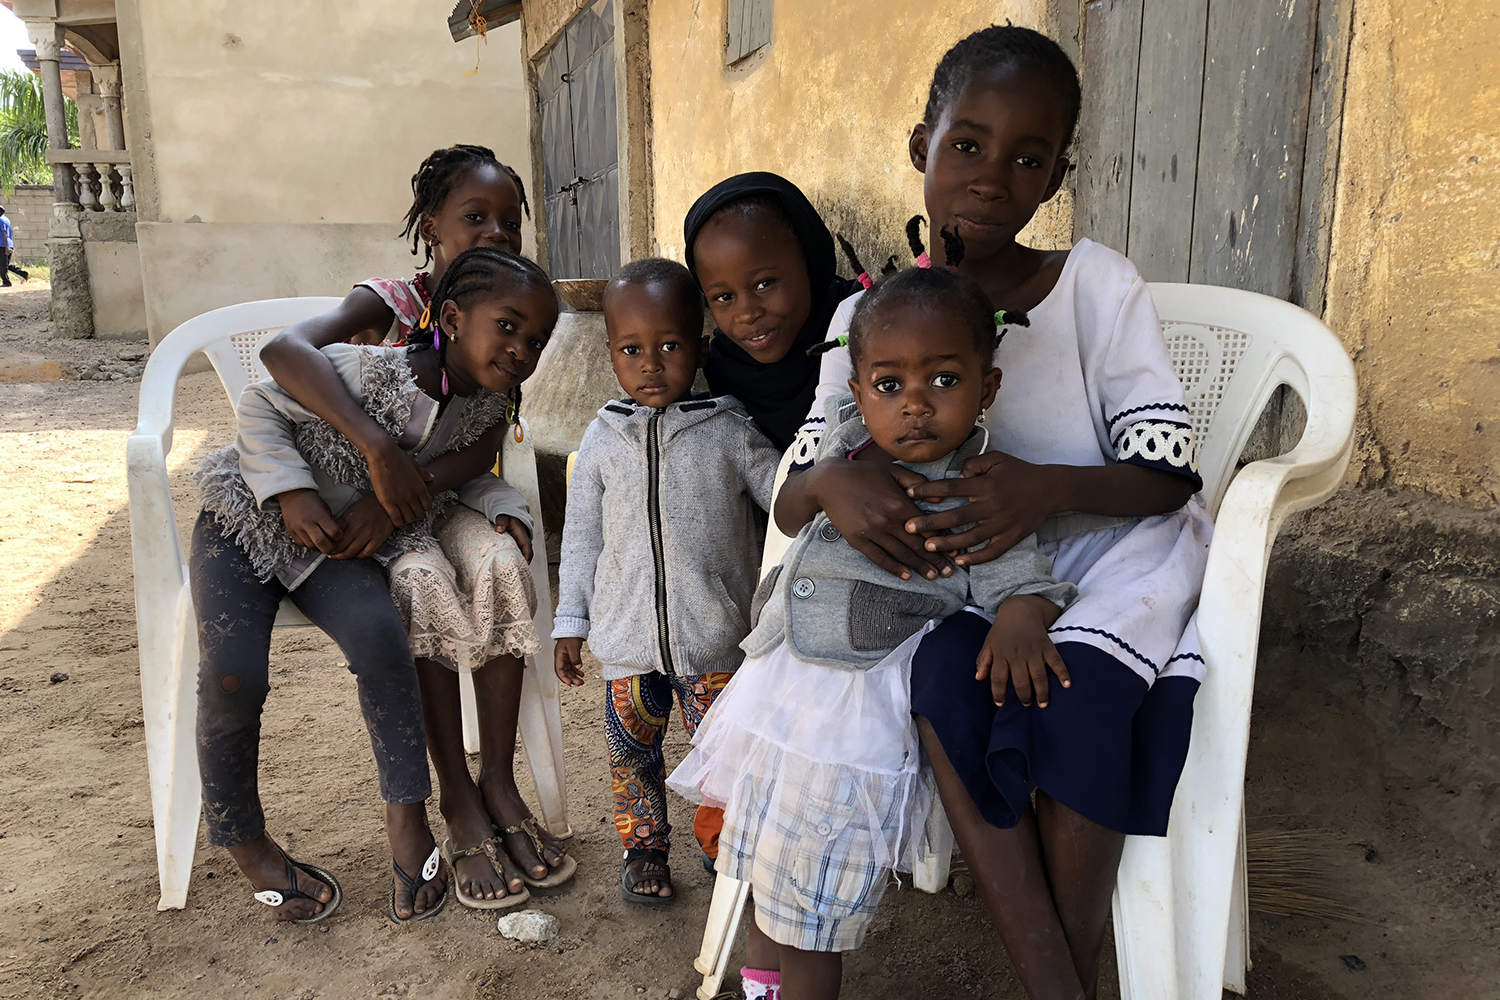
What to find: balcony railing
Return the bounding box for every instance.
[46,149,135,213]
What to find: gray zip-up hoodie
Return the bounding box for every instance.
[743,394,1078,670]
[553,394,780,679]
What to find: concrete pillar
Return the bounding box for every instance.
[91,63,126,151]
[27,21,93,338]
[74,74,101,152]
[24,21,75,203]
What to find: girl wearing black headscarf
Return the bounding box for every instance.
[684,172,862,452]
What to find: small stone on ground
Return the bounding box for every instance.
[497,910,559,943]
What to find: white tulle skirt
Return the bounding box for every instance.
[667,624,936,875]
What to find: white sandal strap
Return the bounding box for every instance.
[254,889,285,907]
[421,844,441,882]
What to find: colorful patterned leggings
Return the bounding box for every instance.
[607,671,731,856]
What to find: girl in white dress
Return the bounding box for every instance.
[773,27,1211,1000]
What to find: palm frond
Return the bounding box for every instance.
[0,68,81,196]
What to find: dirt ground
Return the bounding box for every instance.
[0,282,1494,999]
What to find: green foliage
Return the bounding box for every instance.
[0,69,80,196]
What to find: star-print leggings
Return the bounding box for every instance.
[190,511,432,847]
[607,671,731,857]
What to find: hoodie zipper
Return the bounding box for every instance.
[646,409,676,676]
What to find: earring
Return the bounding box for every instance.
[977,411,987,424]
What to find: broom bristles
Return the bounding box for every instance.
[944,830,1376,925]
[1246,829,1378,924]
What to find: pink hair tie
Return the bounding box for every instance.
[915,251,931,269]
[856,272,873,290]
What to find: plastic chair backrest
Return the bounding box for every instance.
[1151,282,1328,516]
[197,299,348,409]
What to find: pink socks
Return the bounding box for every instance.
[741,967,781,1000]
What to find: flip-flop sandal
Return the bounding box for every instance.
[252,848,343,924]
[441,837,531,911]
[620,848,674,906]
[501,816,578,890]
[701,851,718,877]
[388,842,450,924]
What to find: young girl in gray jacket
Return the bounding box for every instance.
[553,259,780,904]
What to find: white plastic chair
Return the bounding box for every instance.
[691,283,1357,999]
[126,297,570,912]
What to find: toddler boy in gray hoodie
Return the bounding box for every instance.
[553,258,780,904]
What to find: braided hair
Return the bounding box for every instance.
[400,144,532,266]
[817,266,999,371]
[416,246,553,420]
[809,230,1028,361]
[924,24,1082,149]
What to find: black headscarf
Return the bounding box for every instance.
[684,172,860,452]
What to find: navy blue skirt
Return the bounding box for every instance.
[909,611,1198,837]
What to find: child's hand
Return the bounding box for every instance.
[976,595,1069,708]
[331,494,396,560]
[494,514,533,563]
[554,638,586,687]
[364,437,435,528]
[278,489,342,554]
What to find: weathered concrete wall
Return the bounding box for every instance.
[135,222,415,341]
[83,242,147,340]
[1263,488,1500,849]
[1323,0,1500,507]
[645,0,1074,271]
[124,3,535,343]
[1,185,54,263]
[77,213,148,340]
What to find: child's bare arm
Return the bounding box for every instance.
[424,427,535,561]
[421,426,505,495]
[968,533,1079,708]
[259,288,433,527]
[908,456,1195,566]
[976,595,1068,708]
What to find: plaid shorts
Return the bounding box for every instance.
[720,768,897,952]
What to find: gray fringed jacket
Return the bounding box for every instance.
[743,395,1079,670]
[553,394,780,679]
[194,343,531,588]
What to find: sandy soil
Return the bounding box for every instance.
[0,282,1494,1000]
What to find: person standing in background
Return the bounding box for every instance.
[0,206,30,286]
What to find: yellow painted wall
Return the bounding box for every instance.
[646,0,1072,272]
[1323,0,1500,507]
[646,0,1500,508]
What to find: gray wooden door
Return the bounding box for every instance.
[1075,0,1351,456]
[537,0,620,279]
[1074,0,1340,306]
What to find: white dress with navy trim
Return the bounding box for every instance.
[798,238,1212,693]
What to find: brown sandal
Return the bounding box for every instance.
[441,838,531,910]
[500,817,578,889]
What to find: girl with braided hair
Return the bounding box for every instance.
[759,25,1213,1000]
[190,246,558,923]
[259,149,578,911]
